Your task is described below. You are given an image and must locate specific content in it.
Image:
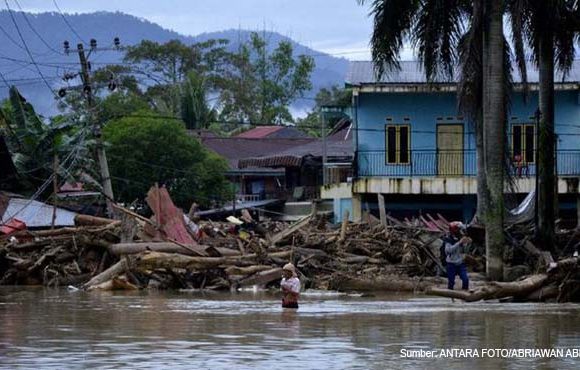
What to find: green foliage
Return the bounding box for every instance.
[123,38,230,116]
[103,112,232,208]
[97,92,150,123]
[180,71,215,130]
[1,87,88,192]
[296,85,351,137]
[219,32,315,124]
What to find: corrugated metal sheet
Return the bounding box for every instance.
[346,60,580,85]
[236,126,284,138]
[1,198,77,228]
[238,123,354,169]
[235,126,310,139]
[201,137,316,170]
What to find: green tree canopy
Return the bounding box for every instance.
[296,85,351,137]
[103,111,231,208]
[219,32,315,124]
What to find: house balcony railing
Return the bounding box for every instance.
[357,150,580,177]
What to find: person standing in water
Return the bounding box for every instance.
[280,263,300,309]
[444,221,472,290]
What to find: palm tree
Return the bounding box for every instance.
[180,71,215,130]
[358,0,513,279]
[508,0,579,250]
[482,0,507,280]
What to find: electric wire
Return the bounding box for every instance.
[52,0,86,44]
[12,0,64,55]
[3,0,58,97]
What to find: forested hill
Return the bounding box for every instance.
[0,10,348,115]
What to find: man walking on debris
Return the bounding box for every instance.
[281,263,300,309]
[444,221,472,290]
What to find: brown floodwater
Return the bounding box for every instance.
[1,287,580,369]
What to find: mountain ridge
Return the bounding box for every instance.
[0,10,348,115]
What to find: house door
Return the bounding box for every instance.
[437,124,464,176]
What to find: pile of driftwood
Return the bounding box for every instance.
[2,185,579,303]
[0,186,450,292]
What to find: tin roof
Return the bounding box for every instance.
[235,126,309,139]
[346,60,580,86]
[1,197,77,228]
[201,136,316,173]
[238,119,354,169]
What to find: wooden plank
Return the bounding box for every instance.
[377,194,387,229]
[270,215,312,245]
[236,268,283,287]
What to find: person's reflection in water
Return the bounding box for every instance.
[280,308,301,337]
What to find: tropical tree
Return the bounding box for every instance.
[357,0,513,279]
[219,32,315,124]
[482,0,507,280]
[123,39,230,116]
[0,87,90,193]
[103,111,232,208]
[508,0,579,249]
[297,86,352,137]
[180,71,216,130]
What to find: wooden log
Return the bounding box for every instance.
[109,242,199,256]
[225,265,273,276]
[377,194,387,229]
[204,245,241,257]
[87,276,139,291]
[75,214,119,226]
[329,273,441,292]
[133,250,293,271]
[525,283,559,301]
[340,256,382,264]
[339,210,349,243]
[237,268,283,287]
[293,247,328,258]
[84,258,129,289]
[270,215,311,245]
[426,274,548,302]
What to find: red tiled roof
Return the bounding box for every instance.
[235,126,285,138]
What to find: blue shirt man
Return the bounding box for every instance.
[443,222,471,290]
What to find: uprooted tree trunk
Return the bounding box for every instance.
[426,257,580,302]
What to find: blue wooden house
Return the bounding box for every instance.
[325,61,580,224]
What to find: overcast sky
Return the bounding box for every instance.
[16,0,396,60]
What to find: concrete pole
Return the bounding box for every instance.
[78,43,115,217]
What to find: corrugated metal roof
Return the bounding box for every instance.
[201,137,316,170]
[346,60,580,85]
[236,126,284,138]
[235,126,310,139]
[1,198,77,228]
[238,122,354,169]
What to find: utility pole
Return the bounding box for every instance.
[320,109,327,186]
[77,43,115,217]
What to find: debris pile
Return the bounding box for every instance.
[0,186,450,292]
[1,186,579,302]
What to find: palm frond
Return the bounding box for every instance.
[412,0,466,82]
[363,0,421,77]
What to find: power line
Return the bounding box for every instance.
[12,0,64,56]
[3,0,58,97]
[52,0,86,44]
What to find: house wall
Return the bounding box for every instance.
[356,89,580,178]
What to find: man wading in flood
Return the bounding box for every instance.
[443,222,472,290]
[280,263,300,309]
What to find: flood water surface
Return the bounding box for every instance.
[1,288,580,369]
